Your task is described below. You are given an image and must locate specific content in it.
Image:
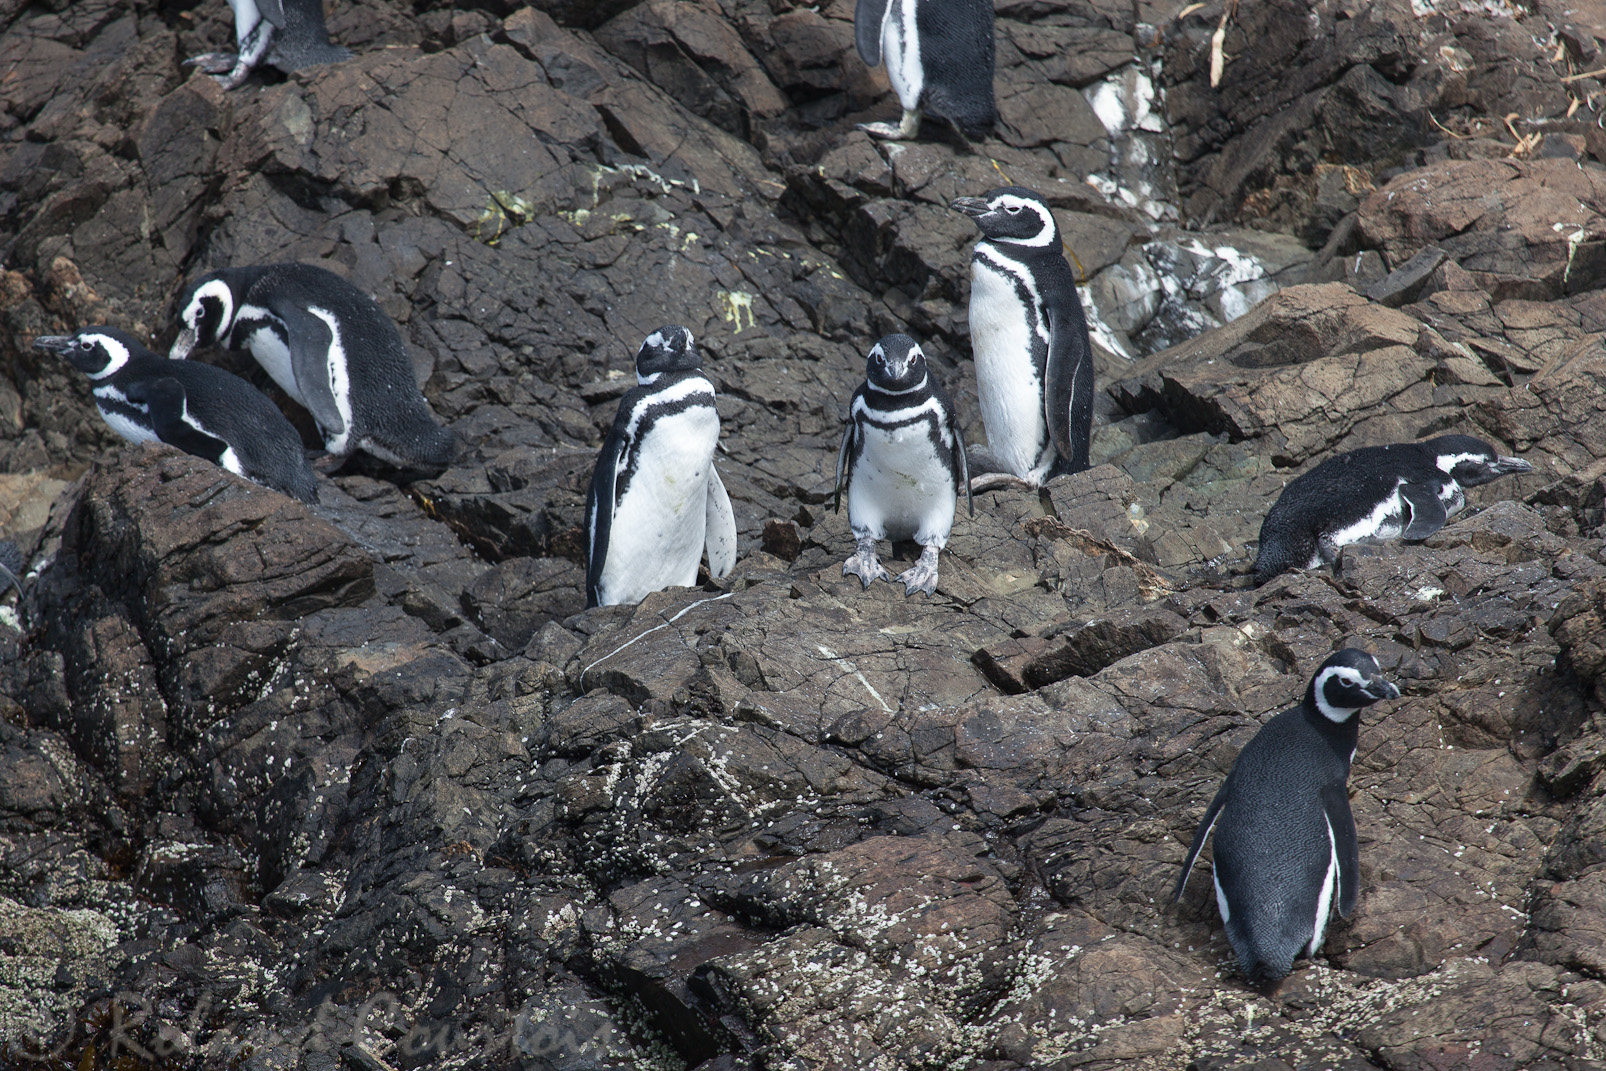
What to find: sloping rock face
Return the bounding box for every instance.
[2,2,1606,1070]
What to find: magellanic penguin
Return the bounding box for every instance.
[171,263,456,473]
[188,0,352,90]
[951,187,1094,489]
[854,0,997,140]
[1173,648,1400,988]
[1253,435,1533,584]
[835,333,972,596]
[36,327,320,503]
[585,326,738,609]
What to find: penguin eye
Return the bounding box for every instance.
[1005,205,1023,214]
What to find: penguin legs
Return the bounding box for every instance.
[897,543,942,597]
[859,108,922,140]
[842,532,891,588]
[187,19,275,90]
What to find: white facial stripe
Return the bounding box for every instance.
[1435,451,1488,474]
[1313,665,1367,722]
[79,333,131,378]
[990,196,1056,247]
[309,307,354,453]
[871,371,929,396]
[188,280,236,335]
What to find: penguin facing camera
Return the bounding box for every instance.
[835,333,971,596]
[171,263,456,475]
[585,326,738,609]
[187,0,351,90]
[854,0,996,140]
[951,186,1094,490]
[1173,648,1400,987]
[1253,435,1533,584]
[36,327,320,503]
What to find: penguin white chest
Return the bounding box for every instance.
[881,0,925,111]
[95,388,159,446]
[849,418,955,546]
[969,257,1049,480]
[600,407,721,603]
[239,306,308,409]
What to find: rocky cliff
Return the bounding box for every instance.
[3,0,1606,1068]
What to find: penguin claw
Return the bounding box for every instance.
[186,51,239,75]
[842,553,889,588]
[898,545,942,596]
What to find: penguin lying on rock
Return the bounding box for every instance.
[37,327,320,503]
[1174,648,1400,988]
[187,0,351,91]
[951,187,1094,490]
[1253,435,1532,584]
[171,263,456,475]
[835,333,971,596]
[854,0,996,140]
[585,326,738,609]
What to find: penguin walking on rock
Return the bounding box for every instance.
[171,263,456,474]
[585,326,738,609]
[951,187,1093,489]
[1253,435,1533,584]
[188,0,351,90]
[854,0,996,140]
[835,333,971,596]
[36,327,320,503]
[1174,648,1400,988]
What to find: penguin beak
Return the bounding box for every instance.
[1492,455,1533,476]
[31,336,74,356]
[170,328,197,360]
[1362,676,1400,702]
[951,197,990,218]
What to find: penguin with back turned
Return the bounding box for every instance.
[950,186,1094,489]
[187,0,351,91]
[1173,648,1400,987]
[586,326,738,609]
[35,327,320,503]
[1253,435,1533,584]
[171,263,456,474]
[835,333,971,596]
[854,0,997,140]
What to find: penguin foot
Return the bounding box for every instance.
[857,108,921,140]
[842,542,890,588]
[968,471,1034,494]
[897,545,941,597]
[185,51,239,74]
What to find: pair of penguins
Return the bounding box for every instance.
[38,263,456,505]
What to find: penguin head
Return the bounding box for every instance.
[635,325,700,384]
[33,327,150,379]
[1427,434,1532,488]
[950,187,1061,248]
[865,334,928,394]
[171,276,237,359]
[1308,648,1400,723]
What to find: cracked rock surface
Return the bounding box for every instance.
[4,1,1606,1069]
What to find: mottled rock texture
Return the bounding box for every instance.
[2,1,1606,1069]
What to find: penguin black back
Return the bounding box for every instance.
[1254,435,1532,583]
[172,263,456,473]
[1174,648,1400,987]
[35,327,320,503]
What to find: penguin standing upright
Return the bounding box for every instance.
[854,0,997,140]
[171,263,456,473]
[950,187,1094,488]
[35,327,320,503]
[585,326,738,609]
[187,0,352,90]
[835,334,971,596]
[1253,435,1533,583]
[1174,648,1400,987]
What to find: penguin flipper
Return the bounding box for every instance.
[127,378,230,462]
[272,300,351,443]
[1322,781,1360,917]
[1173,778,1230,903]
[834,411,854,514]
[1399,481,1449,540]
[584,409,632,609]
[1043,301,1095,475]
[854,0,891,64]
[704,465,737,580]
[255,0,290,29]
